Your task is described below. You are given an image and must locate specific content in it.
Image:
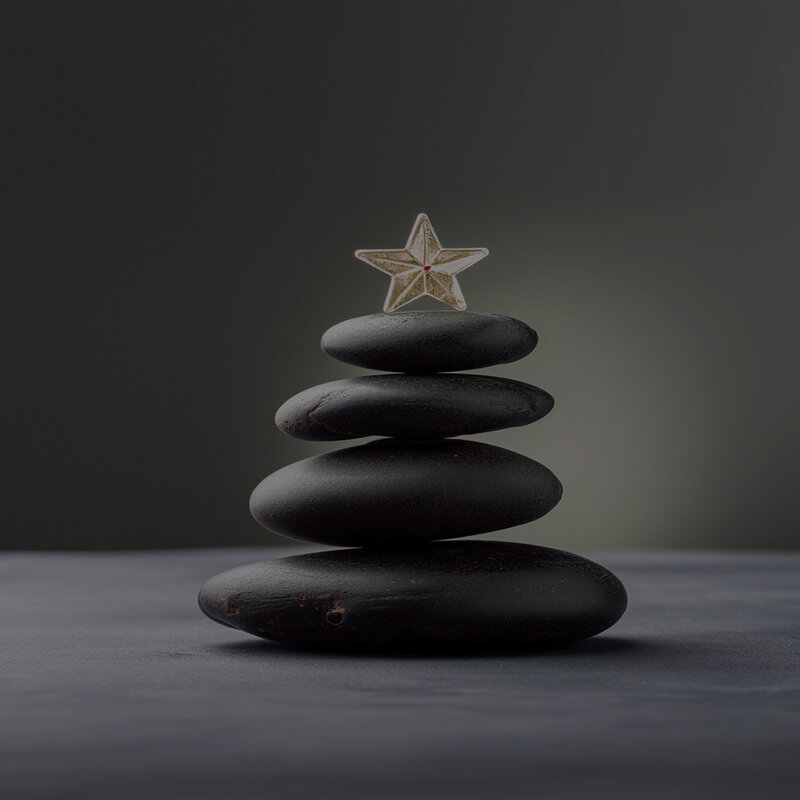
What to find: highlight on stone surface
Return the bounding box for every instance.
[355,213,488,312]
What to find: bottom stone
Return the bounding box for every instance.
[198,542,627,651]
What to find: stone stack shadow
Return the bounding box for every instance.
[199,311,627,651]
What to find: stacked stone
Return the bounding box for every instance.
[199,311,626,651]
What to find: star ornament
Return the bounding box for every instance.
[355,214,488,312]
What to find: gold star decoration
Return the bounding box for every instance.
[355,214,489,312]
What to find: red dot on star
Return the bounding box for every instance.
[423,265,431,271]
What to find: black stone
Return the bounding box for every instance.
[198,541,627,650]
[275,374,554,441]
[249,439,562,547]
[321,311,537,373]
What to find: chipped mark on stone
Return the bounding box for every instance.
[305,390,349,437]
[223,603,241,618]
[307,391,335,419]
[326,600,346,626]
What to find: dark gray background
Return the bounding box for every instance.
[2,0,799,550]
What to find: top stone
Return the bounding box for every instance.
[321,311,537,373]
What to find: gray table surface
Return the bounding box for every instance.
[2,547,799,800]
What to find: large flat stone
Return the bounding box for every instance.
[275,374,554,440]
[198,541,627,650]
[321,311,537,372]
[249,439,562,547]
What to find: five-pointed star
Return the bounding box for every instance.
[355,214,488,312]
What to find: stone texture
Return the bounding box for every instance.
[249,438,562,547]
[321,311,537,372]
[275,374,554,441]
[198,541,627,650]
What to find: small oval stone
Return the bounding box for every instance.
[321,311,537,373]
[275,374,554,441]
[249,439,562,547]
[198,541,627,650]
